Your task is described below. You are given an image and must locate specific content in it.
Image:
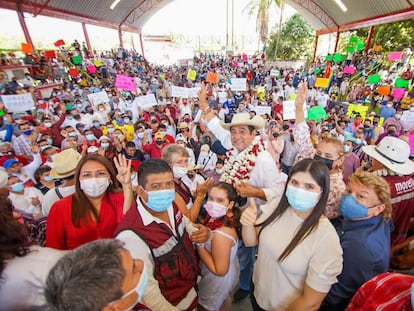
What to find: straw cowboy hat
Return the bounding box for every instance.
[50,149,83,179]
[220,113,265,130]
[363,136,414,175]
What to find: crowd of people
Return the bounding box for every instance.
[0,41,413,311]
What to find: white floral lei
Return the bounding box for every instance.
[220,136,265,186]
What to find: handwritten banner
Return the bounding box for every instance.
[87,91,110,106]
[346,103,369,119]
[253,105,271,116]
[115,74,136,92]
[315,78,330,88]
[401,111,414,132]
[1,93,35,113]
[230,78,247,91]
[283,100,307,120]
[392,87,406,100]
[134,94,158,109]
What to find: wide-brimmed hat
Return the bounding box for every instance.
[362,137,414,175]
[175,133,187,142]
[188,163,202,171]
[220,113,265,130]
[50,149,83,179]
[178,122,189,129]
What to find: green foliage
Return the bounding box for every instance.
[266,13,314,60]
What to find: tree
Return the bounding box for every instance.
[266,13,314,61]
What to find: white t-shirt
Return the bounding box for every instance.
[8,187,44,215]
[253,207,343,310]
[0,246,66,311]
[42,185,76,216]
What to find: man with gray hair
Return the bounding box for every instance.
[45,239,148,311]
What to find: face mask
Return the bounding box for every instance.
[124,118,130,124]
[86,134,95,141]
[107,127,115,134]
[67,116,73,120]
[173,166,188,179]
[215,168,223,174]
[155,139,163,145]
[93,122,100,128]
[363,124,370,129]
[99,107,105,111]
[340,194,369,219]
[46,138,53,145]
[44,122,52,128]
[43,176,54,182]
[395,114,401,120]
[373,121,379,126]
[80,178,110,198]
[23,129,32,136]
[77,103,82,108]
[343,145,351,153]
[144,189,175,212]
[184,118,191,123]
[313,154,334,170]
[101,142,110,149]
[11,182,24,193]
[117,134,125,141]
[204,201,228,218]
[387,104,393,108]
[286,185,320,212]
[355,138,362,145]
[388,129,396,135]
[112,263,148,311]
[137,132,145,139]
[73,115,81,120]
[68,132,77,138]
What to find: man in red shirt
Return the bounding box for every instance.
[142,131,169,159]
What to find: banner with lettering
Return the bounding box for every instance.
[283,100,308,120]
[134,94,158,109]
[1,93,35,113]
[230,78,247,91]
[115,74,136,92]
[87,91,110,106]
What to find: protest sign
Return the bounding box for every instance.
[230,78,247,91]
[134,94,158,110]
[315,78,330,88]
[395,78,409,88]
[171,86,189,98]
[54,39,65,47]
[388,51,402,62]
[392,88,406,100]
[367,75,381,84]
[1,93,35,113]
[346,103,369,119]
[69,68,79,77]
[377,85,391,96]
[187,87,200,98]
[283,100,307,120]
[87,65,97,74]
[115,74,136,92]
[306,105,328,122]
[253,106,271,116]
[343,66,355,75]
[21,43,33,54]
[87,91,110,106]
[206,72,218,84]
[401,111,414,131]
[44,50,56,59]
[94,59,103,67]
[187,69,197,81]
[270,69,279,77]
[72,55,82,65]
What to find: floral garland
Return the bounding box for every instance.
[220,136,265,186]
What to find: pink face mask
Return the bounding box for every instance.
[204,201,228,218]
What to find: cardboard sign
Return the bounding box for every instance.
[346,103,369,119]
[21,43,33,53]
[253,105,272,116]
[392,87,406,100]
[315,78,330,88]
[94,59,103,67]
[343,66,355,75]
[187,69,196,81]
[69,68,79,77]
[72,55,82,65]
[87,65,97,74]
[283,100,307,120]
[187,87,200,98]
[270,69,279,77]
[1,93,35,113]
[395,78,409,88]
[87,91,110,106]
[230,78,247,91]
[206,72,218,84]
[115,74,136,92]
[44,50,56,59]
[388,51,402,62]
[134,94,158,109]
[377,85,391,96]
[171,86,190,98]
[367,75,381,84]
[54,39,65,47]
[306,105,328,122]
[401,111,414,131]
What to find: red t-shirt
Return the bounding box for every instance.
[46,192,126,250]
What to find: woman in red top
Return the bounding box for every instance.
[46,153,134,250]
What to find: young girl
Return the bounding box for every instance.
[197,182,240,311]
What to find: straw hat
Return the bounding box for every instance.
[220,113,265,130]
[362,137,414,175]
[50,149,83,179]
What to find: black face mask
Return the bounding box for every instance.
[273,132,279,138]
[73,115,81,120]
[282,124,290,131]
[187,173,194,179]
[363,124,370,128]
[314,154,334,170]
[373,121,379,125]
[387,130,396,135]
[155,139,163,145]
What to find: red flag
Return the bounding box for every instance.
[69,68,79,77]
[54,39,65,47]
[44,50,56,59]
[324,61,331,78]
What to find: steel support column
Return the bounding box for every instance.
[118,27,124,49]
[139,32,145,58]
[334,30,340,53]
[366,26,375,52]
[313,35,319,63]
[82,23,92,53]
[16,2,34,50]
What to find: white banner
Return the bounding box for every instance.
[282,100,308,120]
[230,78,247,91]
[134,94,158,109]
[270,69,279,77]
[87,91,110,106]
[1,93,35,113]
[253,105,271,116]
[187,87,200,98]
[401,111,414,132]
[170,86,200,98]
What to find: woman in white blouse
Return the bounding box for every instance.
[241,158,343,311]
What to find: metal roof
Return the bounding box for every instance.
[0,0,413,35]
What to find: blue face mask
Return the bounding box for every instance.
[23,129,32,136]
[11,182,24,192]
[47,138,53,145]
[285,185,320,212]
[340,194,369,219]
[144,189,175,212]
[355,138,362,145]
[86,134,95,141]
[44,176,54,182]
[93,122,100,128]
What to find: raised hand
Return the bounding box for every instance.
[114,153,132,186]
[195,177,214,198]
[240,197,257,227]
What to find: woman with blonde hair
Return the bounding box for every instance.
[320,171,392,310]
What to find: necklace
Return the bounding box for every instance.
[220,136,265,186]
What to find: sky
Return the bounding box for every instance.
[0,0,297,63]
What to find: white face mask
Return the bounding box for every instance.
[137,132,145,139]
[173,166,188,179]
[44,122,52,128]
[395,114,401,120]
[80,178,109,197]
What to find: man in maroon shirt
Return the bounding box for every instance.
[142,131,169,159]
